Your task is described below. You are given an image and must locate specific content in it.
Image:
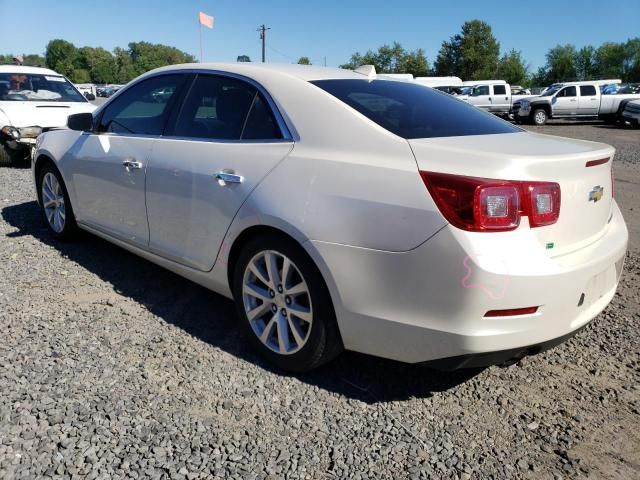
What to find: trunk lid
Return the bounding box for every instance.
[409,131,615,256]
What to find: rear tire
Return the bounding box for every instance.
[232,233,342,372]
[531,109,547,126]
[37,162,78,240]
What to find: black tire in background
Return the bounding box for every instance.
[0,143,19,167]
[232,233,343,372]
[37,162,78,240]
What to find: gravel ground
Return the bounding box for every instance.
[0,123,638,479]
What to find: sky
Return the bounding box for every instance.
[1,0,639,71]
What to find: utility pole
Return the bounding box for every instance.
[257,24,270,63]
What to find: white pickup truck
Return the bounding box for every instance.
[514,82,640,125]
[457,80,533,117]
[0,65,96,166]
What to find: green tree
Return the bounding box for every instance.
[75,47,116,83]
[529,66,549,87]
[297,56,311,65]
[237,55,251,62]
[593,42,626,79]
[575,46,596,81]
[457,20,500,79]
[433,20,500,79]
[113,47,136,83]
[71,68,91,83]
[624,37,640,82]
[128,41,196,77]
[340,42,428,76]
[544,44,577,82]
[496,49,528,85]
[399,48,429,76]
[434,39,460,76]
[45,39,77,77]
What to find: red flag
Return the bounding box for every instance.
[199,11,214,29]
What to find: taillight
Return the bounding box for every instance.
[420,171,560,232]
[522,182,561,227]
[474,185,520,230]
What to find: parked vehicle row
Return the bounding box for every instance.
[31,63,628,372]
[514,81,640,125]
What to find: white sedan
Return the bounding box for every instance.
[32,63,628,371]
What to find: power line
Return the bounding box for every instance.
[266,44,296,62]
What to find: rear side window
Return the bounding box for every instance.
[242,94,283,140]
[580,85,597,96]
[557,86,576,97]
[171,75,282,141]
[173,75,255,140]
[97,75,185,135]
[493,85,506,95]
[311,79,520,139]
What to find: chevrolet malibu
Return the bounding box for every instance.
[32,64,628,372]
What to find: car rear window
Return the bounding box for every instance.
[311,79,520,139]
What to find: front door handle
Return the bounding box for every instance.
[215,170,244,185]
[122,159,142,169]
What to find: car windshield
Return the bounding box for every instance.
[312,79,521,139]
[0,73,86,102]
[540,87,560,97]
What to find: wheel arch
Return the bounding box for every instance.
[531,102,551,115]
[224,223,345,343]
[33,154,58,204]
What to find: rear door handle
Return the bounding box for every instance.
[215,170,244,184]
[122,159,142,169]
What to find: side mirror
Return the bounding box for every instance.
[85,93,96,101]
[68,112,94,132]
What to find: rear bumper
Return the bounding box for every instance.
[423,325,586,370]
[308,201,628,365]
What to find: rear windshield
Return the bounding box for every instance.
[0,73,86,102]
[311,79,520,139]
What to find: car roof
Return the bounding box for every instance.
[0,65,61,76]
[146,62,372,82]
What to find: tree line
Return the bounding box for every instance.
[1,39,196,84]
[3,22,639,87]
[341,20,640,86]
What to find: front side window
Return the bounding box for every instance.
[580,85,597,96]
[0,73,85,102]
[474,85,490,96]
[172,75,282,141]
[97,74,185,135]
[312,79,521,139]
[493,85,506,95]
[557,86,576,97]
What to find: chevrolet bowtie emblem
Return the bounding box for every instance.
[588,185,604,203]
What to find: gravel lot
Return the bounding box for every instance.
[1,123,638,479]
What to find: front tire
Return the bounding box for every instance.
[37,163,78,240]
[233,234,342,372]
[531,108,548,126]
[0,143,22,167]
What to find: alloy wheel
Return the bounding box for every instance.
[242,250,313,355]
[42,172,66,233]
[535,111,546,125]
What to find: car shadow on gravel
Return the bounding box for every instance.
[2,200,482,403]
